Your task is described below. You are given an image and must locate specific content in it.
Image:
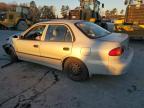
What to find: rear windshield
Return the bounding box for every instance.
[75,21,111,38]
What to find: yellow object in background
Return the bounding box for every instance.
[139,25,144,28]
[114,19,124,24]
[89,18,96,23]
[123,25,134,31]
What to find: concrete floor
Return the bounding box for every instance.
[0,30,144,108]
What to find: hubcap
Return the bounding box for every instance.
[71,63,81,75]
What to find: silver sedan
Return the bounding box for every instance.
[3,20,134,81]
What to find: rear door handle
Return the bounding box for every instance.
[63,47,69,51]
[33,45,39,48]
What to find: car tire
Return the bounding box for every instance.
[16,21,28,31]
[64,58,89,81]
[9,47,18,63]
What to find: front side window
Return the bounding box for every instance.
[22,25,46,41]
[76,21,111,38]
[45,25,72,42]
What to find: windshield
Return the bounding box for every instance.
[75,21,111,38]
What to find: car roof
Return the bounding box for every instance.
[38,19,82,25]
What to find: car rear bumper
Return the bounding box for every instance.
[108,47,134,75]
[84,47,134,76]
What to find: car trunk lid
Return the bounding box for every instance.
[98,33,129,50]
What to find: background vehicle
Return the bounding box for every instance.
[69,0,114,32]
[114,0,144,39]
[0,3,40,31]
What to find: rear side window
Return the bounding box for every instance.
[45,25,72,42]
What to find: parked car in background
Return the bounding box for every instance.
[3,20,133,81]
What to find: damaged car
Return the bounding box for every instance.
[3,20,134,81]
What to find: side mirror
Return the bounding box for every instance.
[19,35,24,39]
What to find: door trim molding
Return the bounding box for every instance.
[16,51,61,61]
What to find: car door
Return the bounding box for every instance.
[40,24,73,70]
[14,24,46,61]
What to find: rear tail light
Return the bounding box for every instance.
[109,47,124,56]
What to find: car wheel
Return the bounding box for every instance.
[9,47,18,62]
[17,21,28,31]
[64,58,89,81]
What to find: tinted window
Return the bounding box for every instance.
[23,25,46,40]
[45,25,72,42]
[76,21,111,38]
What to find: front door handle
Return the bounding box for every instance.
[33,45,39,48]
[63,47,69,51]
